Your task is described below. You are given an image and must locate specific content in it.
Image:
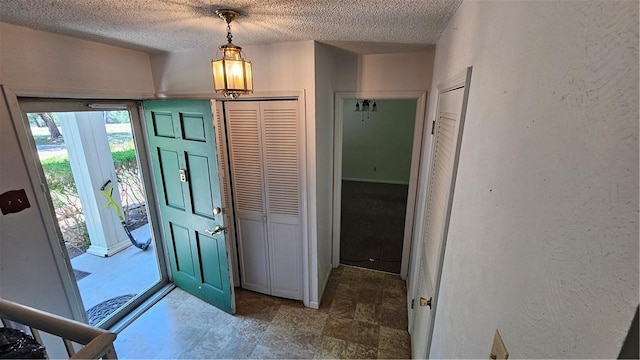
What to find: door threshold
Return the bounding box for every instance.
[339,263,401,276]
[109,284,176,334]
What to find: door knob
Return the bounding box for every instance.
[420,297,432,309]
[206,225,226,235]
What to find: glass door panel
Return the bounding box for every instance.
[19,100,167,329]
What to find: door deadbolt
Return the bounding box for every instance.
[420,297,432,309]
[213,207,222,215]
[179,169,188,182]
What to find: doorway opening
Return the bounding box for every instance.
[333,92,427,277]
[340,99,416,273]
[18,100,167,329]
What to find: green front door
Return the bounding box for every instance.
[144,100,232,313]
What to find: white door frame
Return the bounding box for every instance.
[3,88,170,325]
[332,91,427,279]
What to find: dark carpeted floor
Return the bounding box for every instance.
[340,180,408,273]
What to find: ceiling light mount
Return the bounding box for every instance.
[211,9,253,99]
[215,9,240,24]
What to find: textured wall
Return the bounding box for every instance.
[426,1,639,358]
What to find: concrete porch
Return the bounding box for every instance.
[70,224,161,313]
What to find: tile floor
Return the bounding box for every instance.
[114,265,411,359]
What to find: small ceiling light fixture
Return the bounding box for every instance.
[211,9,253,99]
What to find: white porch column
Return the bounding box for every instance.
[59,112,131,257]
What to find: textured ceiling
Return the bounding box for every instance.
[0,0,462,54]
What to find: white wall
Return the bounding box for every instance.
[152,41,316,97]
[0,88,74,319]
[425,1,639,358]
[0,22,154,318]
[0,23,154,97]
[313,42,358,301]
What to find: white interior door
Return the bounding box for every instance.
[411,251,435,358]
[411,68,471,358]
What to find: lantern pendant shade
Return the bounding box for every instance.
[212,43,253,99]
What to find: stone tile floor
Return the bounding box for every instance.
[115,265,411,359]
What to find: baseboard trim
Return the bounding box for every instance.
[342,177,409,185]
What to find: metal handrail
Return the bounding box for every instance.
[0,297,117,359]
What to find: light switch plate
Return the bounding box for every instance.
[490,329,508,359]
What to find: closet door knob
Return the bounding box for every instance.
[420,297,432,309]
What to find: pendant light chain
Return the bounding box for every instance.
[226,21,233,44]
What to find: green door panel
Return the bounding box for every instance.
[187,153,216,219]
[144,99,232,313]
[170,223,196,278]
[158,149,186,209]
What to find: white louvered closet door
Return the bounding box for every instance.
[260,101,302,299]
[225,101,270,294]
[423,88,464,282]
[225,100,302,300]
[411,84,467,359]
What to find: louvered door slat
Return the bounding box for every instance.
[423,110,457,264]
[262,105,299,218]
[227,108,264,214]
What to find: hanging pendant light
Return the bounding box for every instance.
[211,9,253,99]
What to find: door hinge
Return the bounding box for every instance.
[411,299,415,309]
[431,120,436,135]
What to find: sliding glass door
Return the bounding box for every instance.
[17,99,168,329]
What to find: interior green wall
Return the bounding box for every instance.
[342,99,417,184]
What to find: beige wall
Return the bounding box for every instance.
[151,41,315,97]
[424,1,639,358]
[358,50,435,92]
[0,23,154,97]
[0,87,74,319]
[0,22,154,318]
[313,42,358,298]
